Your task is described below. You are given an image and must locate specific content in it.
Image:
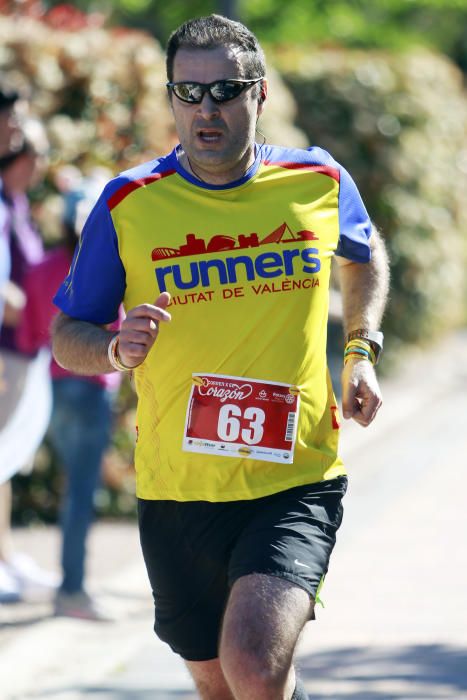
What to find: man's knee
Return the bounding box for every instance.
[219,608,294,700]
[218,574,311,697]
[219,630,294,698]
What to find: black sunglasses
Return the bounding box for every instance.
[166,78,264,104]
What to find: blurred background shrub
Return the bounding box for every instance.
[279,48,467,345]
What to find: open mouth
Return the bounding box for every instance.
[197,129,223,143]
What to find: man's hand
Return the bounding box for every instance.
[341,358,382,427]
[118,292,171,369]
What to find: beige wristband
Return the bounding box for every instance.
[107,334,134,372]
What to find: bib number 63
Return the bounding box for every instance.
[217,404,266,445]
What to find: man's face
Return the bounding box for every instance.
[170,46,265,184]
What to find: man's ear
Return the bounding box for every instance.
[259,79,268,104]
[257,79,268,115]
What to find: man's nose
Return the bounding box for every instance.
[196,92,220,118]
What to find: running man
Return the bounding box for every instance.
[52,14,389,700]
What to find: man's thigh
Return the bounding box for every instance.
[221,572,313,662]
[137,477,347,662]
[186,575,311,700]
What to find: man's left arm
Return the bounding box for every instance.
[335,227,390,427]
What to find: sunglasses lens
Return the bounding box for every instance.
[170,80,258,103]
[210,81,244,102]
[173,83,203,103]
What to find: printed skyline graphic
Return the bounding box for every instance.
[151,222,319,261]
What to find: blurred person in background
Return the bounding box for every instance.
[0,83,25,375]
[0,84,20,602]
[0,108,57,603]
[0,85,21,328]
[17,169,122,620]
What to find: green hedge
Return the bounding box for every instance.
[279,48,467,346]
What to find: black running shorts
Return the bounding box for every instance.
[138,476,347,661]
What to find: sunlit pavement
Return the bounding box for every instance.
[1,332,467,699]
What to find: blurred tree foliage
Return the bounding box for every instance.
[39,0,467,73]
[278,48,467,347]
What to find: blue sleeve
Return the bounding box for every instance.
[335,166,372,262]
[53,190,126,324]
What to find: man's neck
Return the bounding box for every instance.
[177,147,256,186]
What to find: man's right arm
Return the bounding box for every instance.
[52,313,117,374]
[52,292,171,375]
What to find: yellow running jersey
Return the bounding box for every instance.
[54,144,372,501]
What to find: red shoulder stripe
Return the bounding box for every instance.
[263,161,340,182]
[107,170,176,211]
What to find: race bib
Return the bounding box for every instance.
[183,374,300,463]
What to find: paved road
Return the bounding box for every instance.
[1,332,467,699]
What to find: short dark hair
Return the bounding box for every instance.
[166,14,266,84]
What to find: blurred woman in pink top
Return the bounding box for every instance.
[17,171,123,620]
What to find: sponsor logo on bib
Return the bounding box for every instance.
[198,377,253,404]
